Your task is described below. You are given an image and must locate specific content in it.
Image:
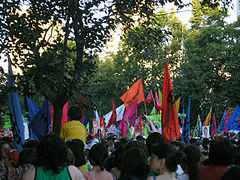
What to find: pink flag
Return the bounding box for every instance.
[149,119,158,132]
[211,114,217,137]
[120,100,137,137]
[155,91,163,110]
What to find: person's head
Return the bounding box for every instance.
[68,106,82,121]
[88,143,108,171]
[19,148,37,173]
[183,144,201,180]
[209,137,234,166]
[120,147,149,180]
[136,135,146,144]
[204,127,208,137]
[0,141,12,159]
[66,139,86,167]
[23,139,39,150]
[146,132,164,156]
[124,140,148,158]
[150,143,177,174]
[36,134,69,174]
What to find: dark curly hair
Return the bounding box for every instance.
[66,139,86,167]
[120,147,149,180]
[151,143,178,172]
[88,143,108,171]
[36,134,69,174]
[183,144,201,180]
[209,137,234,166]
[68,106,82,121]
[146,132,164,156]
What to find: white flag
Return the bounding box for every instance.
[104,104,125,126]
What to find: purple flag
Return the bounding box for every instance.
[211,114,217,137]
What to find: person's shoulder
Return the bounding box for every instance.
[22,166,35,180]
[68,165,85,180]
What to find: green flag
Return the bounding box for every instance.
[127,121,132,139]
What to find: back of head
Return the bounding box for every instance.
[146,132,164,156]
[19,148,37,166]
[88,143,108,171]
[120,147,149,180]
[68,106,82,121]
[124,140,148,158]
[209,137,234,166]
[183,144,201,180]
[151,143,177,173]
[36,134,69,174]
[66,139,86,167]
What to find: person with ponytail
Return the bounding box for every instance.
[84,143,113,180]
[147,143,178,180]
[178,144,201,180]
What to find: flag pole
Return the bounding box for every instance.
[144,101,148,115]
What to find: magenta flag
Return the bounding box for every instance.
[120,100,137,137]
[211,114,217,137]
[224,109,231,133]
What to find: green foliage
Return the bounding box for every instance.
[0,66,8,113]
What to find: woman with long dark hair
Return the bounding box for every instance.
[22,134,84,180]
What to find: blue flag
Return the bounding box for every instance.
[29,100,51,139]
[8,57,25,151]
[218,108,227,134]
[182,97,190,144]
[81,116,88,127]
[226,105,240,131]
[24,96,39,139]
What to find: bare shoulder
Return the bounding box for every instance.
[22,166,35,180]
[68,165,85,180]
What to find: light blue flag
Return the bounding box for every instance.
[226,105,240,131]
[218,108,227,134]
[8,57,25,151]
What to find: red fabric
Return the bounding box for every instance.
[9,150,20,167]
[137,112,143,135]
[146,90,153,103]
[198,166,229,180]
[80,108,85,122]
[107,99,117,128]
[121,78,145,109]
[100,116,105,128]
[211,114,217,137]
[61,102,69,127]
[162,61,180,142]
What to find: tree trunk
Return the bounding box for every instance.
[52,103,64,136]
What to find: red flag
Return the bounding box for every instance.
[146,90,154,103]
[121,78,145,109]
[155,91,163,110]
[100,116,105,128]
[137,112,143,135]
[107,99,117,128]
[162,61,181,142]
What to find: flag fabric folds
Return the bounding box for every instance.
[218,108,227,134]
[181,97,190,144]
[24,96,39,121]
[146,90,154,104]
[162,61,181,142]
[203,107,212,127]
[61,102,69,127]
[104,104,125,126]
[226,105,240,131]
[155,91,163,110]
[107,99,117,128]
[120,78,145,109]
[158,88,163,103]
[175,97,181,115]
[120,100,137,137]
[211,114,217,137]
[29,100,51,139]
[8,57,25,151]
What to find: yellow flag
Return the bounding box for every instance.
[203,107,212,127]
[175,97,181,115]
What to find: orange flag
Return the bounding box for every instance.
[162,61,181,142]
[120,78,145,109]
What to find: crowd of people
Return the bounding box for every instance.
[0,106,240,180]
